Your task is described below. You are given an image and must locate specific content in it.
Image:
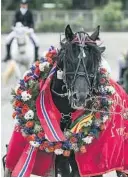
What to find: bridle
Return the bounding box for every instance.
[52,32,99,98]
[62,32,98,95]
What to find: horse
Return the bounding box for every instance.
[2,22,35,84]
[51,26,128,177]
[3,25,128,177]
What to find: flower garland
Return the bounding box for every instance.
[11,46,115,157]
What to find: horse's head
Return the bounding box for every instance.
[57,25,105,109]
[14,23,27,47]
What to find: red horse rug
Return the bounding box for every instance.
[5,78,128,177]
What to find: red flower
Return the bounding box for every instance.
[46,52,53,58]
[37,132,45,139]
[24,75,31,82]
[100,68,107,74]
[26,134,35,141]
[51,49,57,55]
[13,100,23,108]
[25,121,34,128]
[99,78,106,84]
[34,67,40,76]
[17,89,23,95]
[70,137,78,143]
[21,104,29,114]
[95,112,101,119]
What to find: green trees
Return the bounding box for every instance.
[100,1,123,31]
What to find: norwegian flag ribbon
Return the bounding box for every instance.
[11,144,37,177]
[36,62,66,142]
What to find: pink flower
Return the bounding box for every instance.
[100,68,107,74]
[100,78,106,84]
[95,112,101,119]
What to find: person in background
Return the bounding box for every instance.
[118,49,128,84]
[4,0,39,62]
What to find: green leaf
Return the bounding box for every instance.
[11,88,16,96]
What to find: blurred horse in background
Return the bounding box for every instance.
[2,22,34,84]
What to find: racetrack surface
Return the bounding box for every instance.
[1,32,128,177]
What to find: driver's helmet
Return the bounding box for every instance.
[20,0,28,4]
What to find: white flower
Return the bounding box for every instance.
[15,84,20,94]
[54,149,64,155]
[94,119,102,127]
[103,115,109,123]
[34,124,42,132]
[82,136,94,144]
[105,86,115,94]
[64,131,72,138]
[23,70,31,78]
[71,143,79,152]
[30,141,40,147]
[39,62,50,72]
[24,110,34,120]
[21,91,32,101]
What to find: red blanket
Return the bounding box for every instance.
[6,79,128,176]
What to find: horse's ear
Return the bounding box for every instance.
[100,46,106,53]
[65,25,74,41]
[90,25,100,41]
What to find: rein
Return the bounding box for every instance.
[51,89,68,98]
